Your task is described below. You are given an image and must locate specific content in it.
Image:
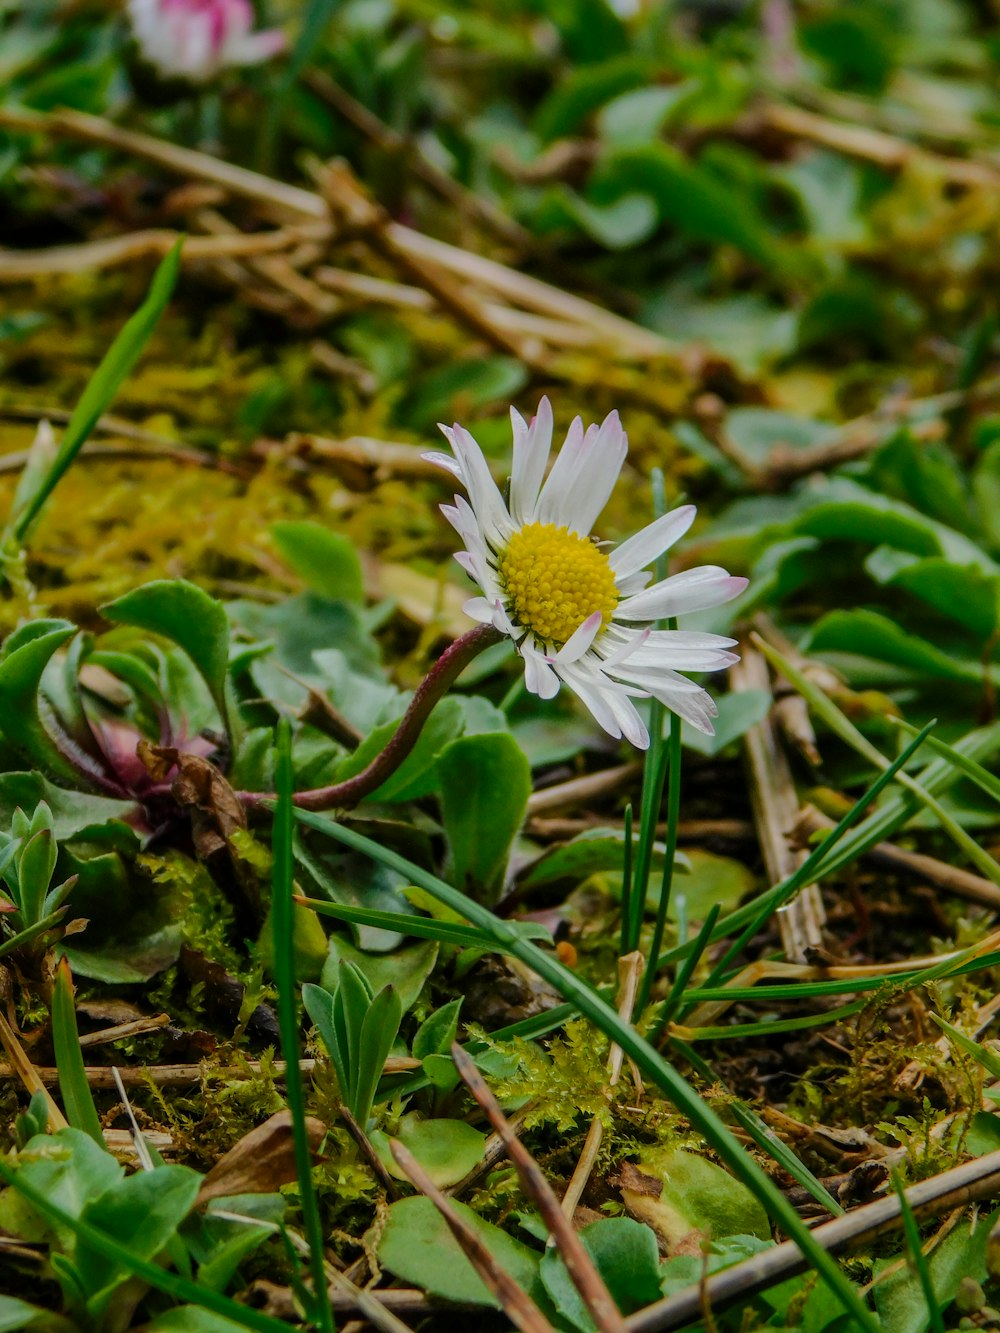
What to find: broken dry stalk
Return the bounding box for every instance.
[389,1137,555,1333]
[451,1042,628,1333]
[561,951,643,1219]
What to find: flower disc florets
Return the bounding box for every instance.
[498,522,618,647]
[424,397,748,749]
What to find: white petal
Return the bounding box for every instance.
[610,664,712,695]
[534,416,585,526]
[423,449,463,478]
[558,410,628,536]
[553,610,604,664]
[510,397,553,525]
[557,661,624,740]
[224,27,286,66]
[463,596,496,624]
[618,568,748,621]
[522,642,560,699]
[444,423,514,549]
[610,505,697,579]
[656,686,719,734]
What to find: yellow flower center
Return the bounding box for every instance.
[497,522,618,647]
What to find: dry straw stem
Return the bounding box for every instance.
[758,100,1000,190]
[676,922,1000,1031]
[0,1008,66,1131]
[790,804,1000,912]
[0,1055,419,1088]
[560,950,644,1219]
[749,374,1000,488]
[526,762,642,815]
[730,642,825,962]
[0,222,330,281]
[451,1042,629,1333]
[623,1144,1000,1332]
[0,107,669,358]
[389,1136,555,1333]
[315,159,545,367]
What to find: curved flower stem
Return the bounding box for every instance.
[240,623,503,813]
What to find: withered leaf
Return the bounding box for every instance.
[196,1109,327,1205]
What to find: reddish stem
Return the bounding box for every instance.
[239,623,502,813]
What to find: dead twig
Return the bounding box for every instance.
[561,952,643,1219]
[624,1144,1000,1332]
[0,1055,419,1087]
[390,1137,555,1333]
[790,804,1000,913]
[526,763,641,816]
[730,644,825,961]
[451,1042,628,1333]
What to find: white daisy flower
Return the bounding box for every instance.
[425,397,748,750]
[127,0,285,84]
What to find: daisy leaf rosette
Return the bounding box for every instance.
[425,398,748,749]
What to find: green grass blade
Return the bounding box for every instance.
[809,721,1000,881]
[929,1012,1000,1080]
[891,1167,946,1333]
[894,718,1000,807]
[756,637,1000,886]
[651,903,721,1037]
[295,807,878,1331]
[297,897,550,951]
[625,469,670,952]
[50,957,104,1146]
[273,720,335,1333]
[6,242,182,546]
[638,708,682,1012]
[673,1039,844,1218]
[619,802,633,957]
[688,721,936,994]
[677,998,866,1041]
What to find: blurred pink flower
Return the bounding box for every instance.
[127,0,285,83]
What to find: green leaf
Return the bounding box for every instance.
[2,1129,123,1251]
[0,624,81,782]
[412,998,463,1061]
[521,827,688,891]
[681,689,772,756]
[373,1114,485,1188]
[146,1310,250,1333]
[0,1294,69,1331]
[595,143,782,268]
[796,477,994,569]
[540,1217,661,1330]
[666,849,755,920]
[303,984,348,1105]
[353,984,402,1125]
[807,609,985,684]
[50,960,104,1146]
[534,54,652,141]
[102,580,238,742]
[874,1206,996,1333]
[321,935,438,1015]
[271,521,364,604]
[437,732,531,901]
[377,1195,543,1307]
[623,1149,771,1248]
[5,242,181,546]
[16,826,56,928]
[723,408,836,468]
[865,549,1000,638]
[75,1167,203,1318]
